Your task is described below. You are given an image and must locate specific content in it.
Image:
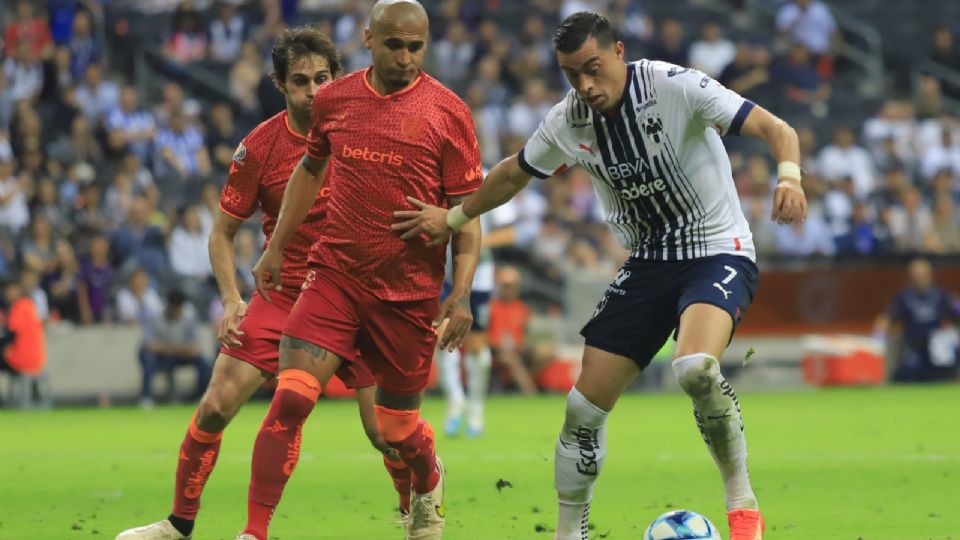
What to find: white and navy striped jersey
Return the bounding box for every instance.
[518,59,756,262]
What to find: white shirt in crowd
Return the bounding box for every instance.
[817,143,877,197]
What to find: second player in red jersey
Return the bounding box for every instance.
[242,2,483,539]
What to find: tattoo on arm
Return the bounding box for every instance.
[280,335,331,366]
[300,154,323,175]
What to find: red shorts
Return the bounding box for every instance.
[283,266,439,396]
[219,287,375,389]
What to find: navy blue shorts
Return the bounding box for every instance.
[440,283,492,331]
[580,254,759,369]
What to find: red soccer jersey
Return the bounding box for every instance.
[305,68,482,301]
[219,110,329,288]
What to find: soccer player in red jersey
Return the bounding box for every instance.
[238,2,483,539]
[116,28,401,540]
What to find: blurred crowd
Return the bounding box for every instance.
[0,0,959,339]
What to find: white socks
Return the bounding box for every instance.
[672,353,758,510]
[464,348,491,431]
[440,348,464,422]
[555,388,608,540]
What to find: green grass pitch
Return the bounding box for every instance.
[1,385,958,539]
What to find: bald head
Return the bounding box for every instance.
[370,0,428,32]
[365,0,429,94]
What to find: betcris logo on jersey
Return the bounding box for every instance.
[341,144,404,166]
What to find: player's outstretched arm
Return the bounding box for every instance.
[252,153,329,300]
[209,210,247,347]
[739,105,808,225]
[392,153,532,243]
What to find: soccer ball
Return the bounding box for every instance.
[644,510,722,540]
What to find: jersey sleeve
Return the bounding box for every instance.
[517,104,575,180]
[440,102,484,197]
[305,88,332,159]
[219,136,261,220]
[663,64,755,136]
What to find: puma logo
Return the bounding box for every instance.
[578,143,595,157]
[713,283,732,299]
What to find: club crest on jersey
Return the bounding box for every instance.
[232,142,247,164]
[400,115,429,140]
[643,116,664,144]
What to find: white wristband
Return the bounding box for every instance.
[446,204,471,232]
[777,161,802,182]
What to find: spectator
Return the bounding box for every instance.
[71,181,111,234]
[875,259,959,382]
[506,78,553,141]
[774,209,835,256]
[106,86,157,162]
[74,63,119,126]
[474,54,510,108]
[3,41,44,104]
[77,234,113,324]
[168,205,211,297]
[775,0,838,60]
[920,128,960,180]
[689,21,736,78]
[931,196,960,253]
[68,9,101,79]
[154,108,211,181]
[3,0,54,60]
[47,115,103,166]
[887,187,939,253]
[929,26,960,70]
[116,267,162,326]
[861,100,917,167]
[110,196,167,280]
[817,126,877,197]
[0,157,30,235]
[207,1,246,65]
[117,151,155,194]
[718,43,771,99]
[0,277,46,377]
[0,69,14,131]
[205,102,242,172]
[834,201,886,256]
[770,43,830,105]
[30,177,65,233]
[488,266,537,395]
[234,227,259,293]
[648,18,688,66]
[164,2,208,64]
[45,239,81,323]
[153,82,200,128]
[229,41,263,114]
[20,215,58,275]
[432,20,475,91]
[195,182,219,239]
[137,289,211,408]
[40,46,74,104]
[57,160,94,213]
[466,84,504,168]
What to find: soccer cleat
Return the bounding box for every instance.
[406,456,445,540]
[464,425,483,438]
[392,506,410,526]
[114,520,190,540]
[444,414,463,437]
[727,508,764,540]
[234,534,258,540]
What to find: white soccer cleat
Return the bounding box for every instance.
[114,520,190,540]
[234,534,259,540]
[406,456,445,540]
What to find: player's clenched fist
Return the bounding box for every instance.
[392,196,453,246]
[252,246,284,301]
[770,177,807,225]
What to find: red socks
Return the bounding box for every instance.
[383,454,412,512]
[171,412,223,521]
[243,369,321,540]
[376,407,439,494]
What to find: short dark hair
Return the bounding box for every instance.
[553,12,617,54]
[272,26,342,86]
[166,289,187,309]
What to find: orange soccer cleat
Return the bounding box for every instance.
[727,508,764,540]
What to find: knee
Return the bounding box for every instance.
[196,392,236,431]
[673,354,720,399]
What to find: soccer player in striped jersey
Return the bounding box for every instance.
[393,11,808,540]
